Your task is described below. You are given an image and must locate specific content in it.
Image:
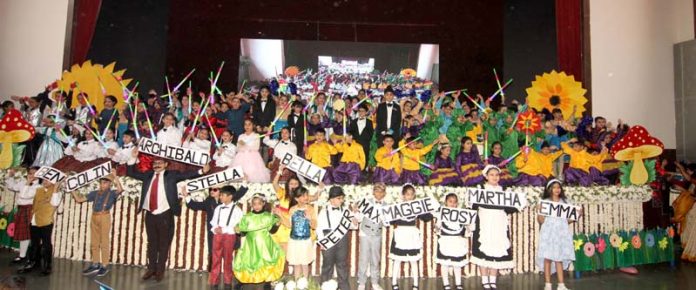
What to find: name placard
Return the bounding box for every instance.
[380,197,440,224]
[439,207,477,225]
[34,166,66,184]
[317,209,353,250]
[138,137,210,166]
[280,152,326,184]
[538,200,580,221]
[467,188,528,209]
[64,162,112,191]
[357,198,381,224]
[183,167,244,192]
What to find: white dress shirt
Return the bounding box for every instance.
[210,202,243,235]
[100,140,119,158]
[65,140,104,162]
[183,138,212,153]
[263,138,297,160]
[5,178,41,206]
[144,171,170,215]
[357,118,367,135]
[157,125,183,146]
[112,142,138,165]
[354,197,387,237]
[316,205,355,240]
[213,142,237,167]
[385,102,395,130]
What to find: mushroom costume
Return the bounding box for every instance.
[0,109,36,169]
[611,126,664,185]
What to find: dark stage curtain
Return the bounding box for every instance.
[70,0,102,65]
[555,0,583,81]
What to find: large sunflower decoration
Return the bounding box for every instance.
[57,60,131,113]
[526,70,587,119]
[400,68,417,78]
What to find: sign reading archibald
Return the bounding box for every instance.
[439,207,477,225]
[183,167,244,192]
[380,197,440,224]
[34,166,67,184]
[317,209,353,250]
[467,188,528,209]
[138,137,210,166]
[280,152,326,184]
[64,162,112,191]
[538,200,580,221]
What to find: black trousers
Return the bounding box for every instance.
[145,210,175,274]
[29,224,53,267]
[320,236,350,290]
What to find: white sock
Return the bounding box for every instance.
[489,276,497,284]
[288,265,294,275]
[453,267,462,286]
[410,262,419,287]
[391,260,401,286]
[19,240,29,257]
[482,275,489,285]
[442,266,450,287]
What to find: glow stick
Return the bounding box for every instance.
[141,103,156,138]
[101,109,118,138]
[128,100,139,139]
[210,61,225,104]
[351,96,371,110]
[484,131,488,159]
[81,123,108,147]
[403,154,433,170]
[125,81,139,102]
[58,128,74,147]
[96,74,107,96]
[443,88,467,95]
[303,111,308,148]
[303,93,317,112]
[187,80,192,115]
[190,97,210,134]
[73,82,97,118]
[165,76,173,108]
[342,109,347,137]
[388,136,422,156]
[486,78,513,102]
[172,68,196,93]
[462,91,487,112]
[259,129,283,138]
[268,95,295,132]
[205,116,220,147]
[493,68,506,104]
[499,149,524,167]
[238,80,246,93]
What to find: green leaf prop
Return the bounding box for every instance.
[619,160,656,186]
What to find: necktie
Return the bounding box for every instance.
[149,173,160,211]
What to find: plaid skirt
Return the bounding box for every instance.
[13,205,32,241]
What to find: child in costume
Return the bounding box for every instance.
[332,133,366,184]
[389,184,433,290]
[536,180,577,290]
[355,183,387,290]
[208,186,244,289]
[71,171,123,277]
[374,135,401,185]
[4,167,41,264]
[263,127,298,181]
[471,165,520,289]
[99,128,119,157]
[233,193,285,287]
[317,187,353,290]
[183,125,213,154]
[399,134,438,185]
[514,142,563,187]
[561,138,605,187]
[455,136,484,186]
[64,127,103,162]
[587,148,611,185]
[32,116,65,167]
[286,187,317,278]
[232,119,271,183]
[429,143,461,186]
[213,130,237,168]
[305,128,338,184]
[18,176,63,275]
[435,193,471,290]
[486,142,513,186]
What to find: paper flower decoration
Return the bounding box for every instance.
[667,227,675,238]
[525,70,587,119]
[658,237,668,250]
[274,282,284,290]
[0,218,6,230]
[574,238,584,251]
[285,66,300,77]
[619,241,629,252]
[631,234,642,249]
[0,109,36,169]
[515,110,542,135]
[645,233,655,248]
[612,126,664,185]
[596,237,607,254]
[6,222,14,238]
[400,68,417,78]
[610,233,622,248]
[57,60,131,113]
[583,242,596,257]
[285,280,296,290]
[296,277,308,290]
[320,280,338,290]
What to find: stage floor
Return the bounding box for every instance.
[0,250,691,290]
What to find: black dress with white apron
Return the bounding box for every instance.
[435,221,470,267]
[470,184,519,269]
[388,213,433,262]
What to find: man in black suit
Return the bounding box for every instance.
[252,86,277,133]
[126,157,210,282]
[349,103,374,169]
[287,100,306,156]
[375,86,401,145]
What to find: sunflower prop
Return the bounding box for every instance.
[515,110,542,135]
[526,70,587,119]
[400,68,417,78]
[57,61,131,113]
[284,66,300,77]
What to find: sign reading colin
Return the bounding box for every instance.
[317,209,354,250]
[138,137,210,166]
[467,188,528,209]
[280,152,326,184]
[64,162,112,191]
[538,200,580,221]
[34,166,67,184]
[183,167,244,192]
[380,197,440,224]
[439,207,477,225]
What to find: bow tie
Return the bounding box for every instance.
[331,207,341,211]
[358,118,366,121]
[281,141,288,145]
[221,206,229,209]
[162,128,168,132]
[387,103,393,107]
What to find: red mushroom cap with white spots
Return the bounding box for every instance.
[611,125,663,160]
[0,109,36,143]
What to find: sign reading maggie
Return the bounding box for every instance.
[138,137,210,166]
[34,166,66,184]
[538,200,580,221]
[440,207,477,225]
[317,209,354,250]
[183,167,244,192]
[357,198,381,224]
[380,197,440,224]
[280,152,326,184]
[64,162,112,191]
[467,188,528,209]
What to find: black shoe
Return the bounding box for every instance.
[96,266,109,277]
[10,257,25,265]
[17,261,35,274]
[82,264,101,275]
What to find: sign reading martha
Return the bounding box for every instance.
[538,200,580,221]
[380,197,440,224]
[467,188,528,209]
[34,166,66,184]
[357,198,381,224]
[184,167,244,192]
[440,207,477,225]
[280,152,326,184]
[138,137,210,166]
[317,209,353,250]
[64,162,112,191]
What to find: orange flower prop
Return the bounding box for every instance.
[515,110,542,135]
[525,70,587,119]
[284,66,300,77]
[400,68,417,78]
